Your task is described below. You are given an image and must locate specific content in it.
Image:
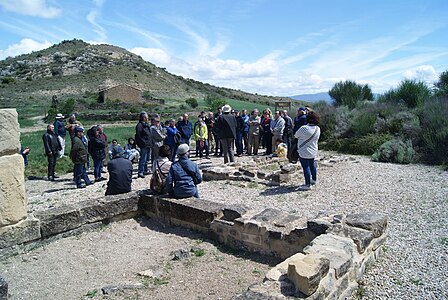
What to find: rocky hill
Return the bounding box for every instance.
[0,39,290,112]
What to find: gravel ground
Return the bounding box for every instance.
[3,151,448,299]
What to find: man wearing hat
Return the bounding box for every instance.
[70,126,92,188]
[105,145,133,195]
[166,144,202,198]
[215,104,237,164]
[53,113,67,158]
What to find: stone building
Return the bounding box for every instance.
[98,84,142,103]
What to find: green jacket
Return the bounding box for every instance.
[70,136,88,164]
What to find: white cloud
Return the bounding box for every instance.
[402,65,438,82]
[0,0,61,18]
[0,38,52,59]
[130,47,172,66]
[86,0,107,43]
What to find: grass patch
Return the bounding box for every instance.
[84,289,98,298]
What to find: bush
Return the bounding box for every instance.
[381,79,431,108]
[322,134,391,155]
[185,98,198,108]
[418,97,448,165]
[372,139,415,164]
[329,80,373,109]
[1,77,15,84]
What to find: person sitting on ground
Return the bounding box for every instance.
[166,144,202,199]
[105,145,133,196]
[108,139,120,160]
[124,137,140,163]
[150,145,173,194]
[273,138,288,158]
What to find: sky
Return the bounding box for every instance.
[0,0,447,96]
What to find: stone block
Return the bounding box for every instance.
[253,208,282,222]
[346,213,387,238]
[78,191,140,223]
[257,170,268,179]
[0,154,27,226]
[304,234,355,279]
[243,169,256,177]
[222,204,249,221]
[0,215,41,248]
[280,163,295,174]
[202,168,230,181]
[287,253,330,296]
[279,173,290,183]
[370,233,387,251]
[328,224,373,254]
[34,205,82,238]
[139,193,158,214]
[307,218,331,235]
[0,109,20,156]
[0,276,7,300]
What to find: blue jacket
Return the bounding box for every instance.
[241,114,249,132]
[53,119,67,137]
[293,115,308,134]
[166,126,179,146]
[166,156,202,198]
[177,120,193,141]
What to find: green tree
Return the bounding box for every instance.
[329,80,373,109]
[185,98,198,108]
[395,79,431,108]
[435,70,448,96]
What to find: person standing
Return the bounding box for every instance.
[205,112,215,154]
[241,109,250,152]
[282,110,293,151]
[177,113,193,147]
[234,110,245,156]
[105,145,133,196]
[150,116,166,162]
[215,105,237,164]
[247,109,261,155]
[294,111,321,191]
[135,111,151,178]
[166,119,179,161]
[270,111,285,153]
[53,113,66,158]
[42,124,62,181]
[166,144,202,198]
[65,114,82,142]
[70,127,92,188]
[89,126,107,182]
[194,117,210,159]
[260,109,273,155]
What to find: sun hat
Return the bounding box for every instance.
[177,143,190,155]
[222,104,232,113]
[55,113,64,119]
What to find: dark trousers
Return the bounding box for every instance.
[242,132,249,150]
[47,155,56,177]
[236,131,243,155]
[197,140,209,158]
[213,134,222,155]
[74,163,92,187]
[263,132,273,154]
[93,158,102,179]
[220,138,235,164]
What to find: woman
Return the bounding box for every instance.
[125,137,140,162]
[194,117,210,159]
[260,109,273,155]
[294,111,321,191]
[150,145,172,194]
[88,126,107,182]
[166,119,179,161]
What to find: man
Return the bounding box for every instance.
[166,144,202,198]
[105,145,133,196]
[282,110,293,151]
[270,111,285,153]
[293,107,308,134]
[53,113,66,158]
[135,111,151,178]
[177,113,193,146]
[205,112,215,154]
[96,124,108,173]
[234,110,245,156]
[241,109,250,152]
[215,104,237,164]
[42,124,62,181]
[150,116,166,161]
[247,109,261,155]
[70,127,92,188]
[65,114,82,142]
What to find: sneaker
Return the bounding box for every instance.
[77,184,86,189]
[297,185,311,191]
[310,179,316,185]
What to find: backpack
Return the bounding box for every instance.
[150,161,167,194]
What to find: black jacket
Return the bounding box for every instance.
[42,130,61,156]
[89,136,107,160]
[135,121,151,148]
[105,157,133,195]
[70,136,88,164]
[216,113,237,139]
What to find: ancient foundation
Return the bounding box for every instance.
[0,109,387,299]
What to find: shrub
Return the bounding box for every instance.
[381,79,431,108]
[329,80,373,109]
[322,134,391,155]
[372,139,415,164]
[1,77,15,84]
[185,98,198,108]
[434,70,448,96]
[418,97,448,165]
[352,109,377,136]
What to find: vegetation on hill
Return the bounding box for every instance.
[320,72,448,168]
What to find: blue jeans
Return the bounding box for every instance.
[299,157,316,186]
[74,163,92,187]
[138,146,150,175]
[236,131,243,155]
[93,158,103,179]
[170,144,178,161]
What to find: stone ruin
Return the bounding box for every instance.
[0,109,387,299]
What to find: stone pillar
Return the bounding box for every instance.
[0,109,40,249]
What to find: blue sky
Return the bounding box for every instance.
[0,0,447,96]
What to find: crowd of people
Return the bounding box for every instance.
[41,104,320,197]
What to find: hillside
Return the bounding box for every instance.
[290,92,332,103]
[0,39,294,119]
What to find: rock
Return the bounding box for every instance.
[0,276,7,300]
[346,213,387,238]
[138,267,163,278]
[257,170,268,179]
[222,205,249,221]
[172,249,190,260]
[101,283,144,295]
[0,154,27,227]
[0,109,20,156]
[253,208,282,222]
[328,224,374,254]
[307,218,331,235]
[280,163,295,174]
[287,253,330,296]
[0,214,41,248]
[34,205,82,238]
